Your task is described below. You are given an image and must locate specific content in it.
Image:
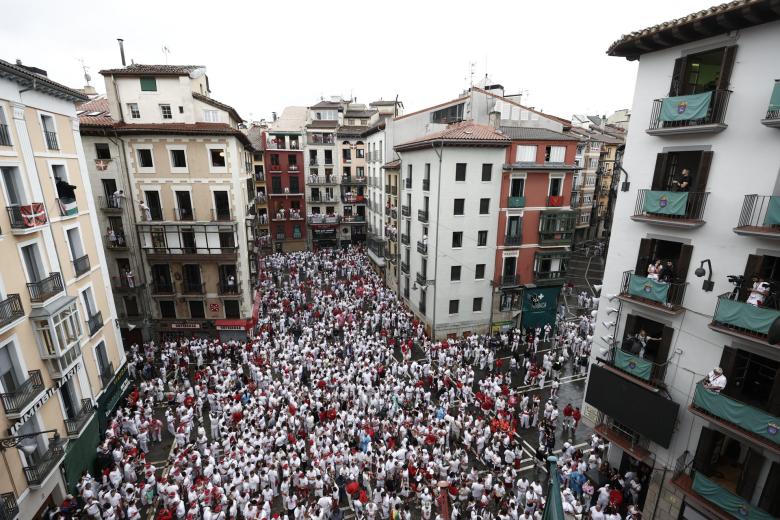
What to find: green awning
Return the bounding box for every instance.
[643,191,688,216]
[660,91,713,122]
[763,196,780,225]
[542,456,565,520]
[615,349,653,380]
[63,414,100,493]
[713,297,780,335]
[693,383,780,446]
[692,472,774,520]
[628,274,669,304]
[769,82,780,111]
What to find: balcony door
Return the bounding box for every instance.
[175,191,193,220]
[1,166,26,206]
[82,287,97,318]
[622,314,674,363]
[144,191,163,221]
[66,228,85,261]
[635,238,693,283]
[21,243,46,283]
[651,151,713,193]
[510,178,525,197]
[0,342,24,394]
[101,179,117,202]
[503,257,517,278]
[182,264,201,290]
[507,216,522,241]
[60,377,80,420]
[670,46,736,96]
[214,191,230,220]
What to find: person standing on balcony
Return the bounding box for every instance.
[113,189,126,208]
[704,367,727,393]
[635,329,661,359]
[747,276,770,306]
[671,168,691,192]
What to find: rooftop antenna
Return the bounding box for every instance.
[469,62,476,87]
[162,45,171,64]
[78,59,91,86]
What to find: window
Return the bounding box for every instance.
[451,266,461,281]
[224,300,240,319]
[137,148,154,168]
[203,110,219,122]
[452,231,463,248]
[189,300,205,319]
[356,148,364,159]
[479,198,490,214]
[170,149,187,168]
[95,143,111,160]
[159,300,176,318]
[160,105,172,119]
[40,114,57,150]
[588,158,599,170]
[448,299,460,314]
[516,145,537,162]
[549,177,563,197]
[455,163,466,182]
[475,264,485,279]
[140,77,157,91]
[0,106,11,146]
[545,146,566,163]
[453,198,465,216]
[431,103,464,124]
[127,103,140,119]
[270,154,280,166]
[210,148,226,168]
[481,163,492,182]
[94,341,109,376]
[473,297,483,312]
[477,230,488,247]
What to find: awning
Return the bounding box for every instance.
[216,318,252,331]
[28,295,77,318]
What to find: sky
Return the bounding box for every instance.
[1,0,720,122]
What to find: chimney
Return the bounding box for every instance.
[488,110,501,129]
[272,112,277,122]
[80,85,98,97]
[117,39,126,66]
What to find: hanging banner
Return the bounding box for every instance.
[768,81,780,112]
[643,191,688,216]
[628,274,669,304]
[521,285,561,330]
[660,91,712,122]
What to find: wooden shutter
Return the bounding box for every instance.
[692,151,713,193]
[717,46,738,91]
[741,254,764,300]
[669,57,687,96]
[692,427,721,475]
[657,325,675,363]
[676,244,694,283]
[737,448,765,500]
[635,238,653,275]
[767,368,780,416]
[651,153,669,190]
[622,314,638,342]
[758,462,780,515]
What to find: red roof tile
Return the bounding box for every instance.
[395,122,510,151]
[99,64,205,76]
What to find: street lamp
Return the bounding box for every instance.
[0,429,66,452]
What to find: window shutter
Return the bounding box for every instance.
[635,238,653,275]
[657,325,675,365]
[692,151,713,193]
[692,427,721,475]
[669,57,687,96]
[676,244,694,283]
[623,314,638,342]
[651,153,669,190]
[717,46,738,91]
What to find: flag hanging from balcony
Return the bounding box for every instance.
[628,274,669,304]
[643,191,688,216]
[763,196,780,225]
[660,91,712,122]
[615,349,652,380]
[691,472,775,520]
[769,82,780,111]
[58,198,78,216]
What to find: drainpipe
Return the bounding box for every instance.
[431,140,444,339]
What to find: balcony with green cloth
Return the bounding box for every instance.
[619,270,687,314]
[643,190,688,216]
[691,382,780,450]
[691,472,774,520]
[761,79,780,127]
[647,89,730,135]
[614,349,653,381]
[710,293,780,345]
[507,196,526,209]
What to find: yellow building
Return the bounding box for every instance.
[0,58,126,517]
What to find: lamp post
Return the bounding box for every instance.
[0,430,66,497]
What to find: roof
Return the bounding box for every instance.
[370,100,400,106]
[344,110,375,119]
[471,86,572,127]
[337,125,370,137]
[244,125,265,151]
[192,92,243,123]
[383,159,401,169]
[307,120,340,129]
[499,126,580,141]
[99,64,205,76]
[395,122,510,152]
[608,0,780,60]
[394,95,469,121]
[361,119,387,137]
[309,100,343,109]
[0,58,87,102]
[111,122,252,148]
[77,97,113,127]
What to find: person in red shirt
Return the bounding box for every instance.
[563,403,574,431]
[572,407,582,432]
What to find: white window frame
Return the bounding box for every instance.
[166,145,189,174]
[141,185,163,221]
[134,145,156,174]
[473,297,484,314]
[17,237,50,284]
[127,103,141,119]
[63,222,88,280]
[203,109,220,123]
[0,105,14,147]
[159,104,173,120]
[547,174,565,198]
[548,146,566,163]
[80,283,98,320]
[206,144,228,174]
[37,110,59,152]
[515,145,537,163]
[0,335,29,393]
[0,160,30,207]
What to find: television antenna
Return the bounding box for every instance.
[78,58,91,86]
[162,45,171,64]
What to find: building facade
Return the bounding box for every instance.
[304,102,342,249]
[582,5,780,520]
[0,59,125,517]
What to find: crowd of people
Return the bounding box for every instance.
[63,247,645,520]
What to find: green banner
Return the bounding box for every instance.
[692,472,775,520]
[660,91,713,122]
[713,297,780,335]
[628,274,669,304]
[643,191,688,216]
[693,383,780,446]
[763,196,780,225]
[521,285,561,330]
[63,414,100,493]
[769,82,780,111]
[615,349,653,380]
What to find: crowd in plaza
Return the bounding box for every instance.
[62,247,646,520]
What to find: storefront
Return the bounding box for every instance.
[215,319,253,342]
[156,320,214,342]
[96,361,131,434]
[311,226,339,249]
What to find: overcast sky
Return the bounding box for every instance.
[2,0,718,121]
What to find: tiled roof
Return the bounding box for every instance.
[499,127,580,141]
[607,0,779,59]
[337,125,370,137]
[307,120,339,129]
[395,122,510,151]
[345,110,375,119]
[112,122,252,147]
[192,92,243,122]
[310,100,343,109]
[99,64,205,76]
[0,58,87,102]
[77,97,113,127]
[383,159,401,169]
[245,126,265,151]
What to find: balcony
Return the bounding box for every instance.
[647,89,731,136]
[401,205,410,217]
[601,346,668,390]
[401,233,410,245]
[308,175,338,185]
[418,210,428,223]
[709,292,780,346]
[86,311,103,336]
[0,293,24,329]
[218,279,240,295]
[112,275,140,292]
[0,123,12,146]
[534,257,568,285]
[342,215,366,223]
[105,233,128,250]
[100,361,115,387]
[404,178,411,189]
[210,209,232,222]
[266,139,300,150]
[538,212,575,245]
[507,196,526,209]
[632,190,709,228]
[26,272,64,304]
[6,204,48,234]
[174,207,196,221]
[72,254,90,277]
[672,470,775,520]
[416,241,428,255]
[308,214,341,225]
[401,261,409,274]
[44,130,59,150]
[1,493,18,520]
[143,244,238,261]
[760,80,780,127]
[24,441,66,487]
[422,179,430,191]
[546,195,565,207]
[618,270,688,314]
[505,234,522,246]
[151,281,175,295]
[98,195,122,213]
[64,399,95,437]
[181,281,206,294]
[342,194,366,204]
[342,176,367,185]
[500,274,522,287]
[734,194,780,239]
[690,382,780,453]
[0,370,45,417]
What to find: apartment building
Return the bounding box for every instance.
[337,108,371,245]
[594,127,625,240]
[95,64,256,341]
[567,126,602,242]
[304,101,342,248]
[582,3,780,519]
[245,123,271,261]
[0,58,126,517]
[265,108,306,252]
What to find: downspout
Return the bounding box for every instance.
[431,140,444,339]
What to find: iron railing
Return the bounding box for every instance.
[601,345,668,388]
[507,196,526,208]
[44,130,59,150]
[26,273,64,303]
[619,269,688,312]
[64,399,94,436]
[342,215,366,223]
[401,262,409,274]
[401,205,411,217]
[735,194,780,234]
[648,89,731,131]
[24,443,65,486]
[401,233,410,245]
[500,275,522,287]
[416,241,428,255]
[633,190,709,222]
[0,493,18,520]
[87,311,103,336]
[0,370,44,415]
[174,207,195,221]
[505,234,522,246]
[0,293,24,328]
[6,204,47,229]
[72,254,90,277]
[211,209,232,221]
[418,210,428,223]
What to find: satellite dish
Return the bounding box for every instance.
[189,67,207,79]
